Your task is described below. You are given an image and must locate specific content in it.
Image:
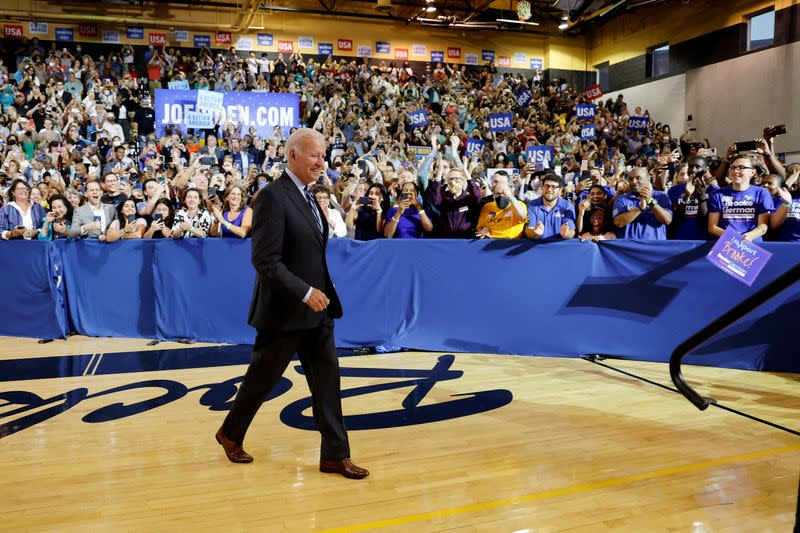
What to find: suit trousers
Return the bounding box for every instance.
[221,319,350,461]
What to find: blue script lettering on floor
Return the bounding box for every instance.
[0,350,512,438]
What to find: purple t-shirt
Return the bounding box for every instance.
[708,185,773,242]
[386,206,424,239]
[771,194,800,242]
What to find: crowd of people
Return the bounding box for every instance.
[0,37,798,244]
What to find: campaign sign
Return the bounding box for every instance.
[412,44,426,56]
[258,33,273,47]
[185,111,215,129]
[576,104,596,120]
[525,146,554,165]
[407,109,428,128]
[583,84,603,101]
[149,33,166,46]
[318,43,333,56]
[466,138,485,155]
[194,35,211,48]
[408,146,432,161]
[102,31,120,44]
[196,90,225,113]
[155,89,300,138]
[55,28,74,42]
[215,32,232,45]
[174,30,189,42]
[580,124,596,140]
[79,25,97,37]
[394,49,408,60]
[298,36,313,49]
[482,49,494,61]
[488,113,513,132]
[168,80,190,90]
[338,39,353,51]
[357,46,372,58]
[513,52,526,64]
[498,56,511,67]
[29,22,48,35]
[4,24,23,39]
[515,86,532,109]
[431,51,444,63]
[627,116,650,131]
[127,27,144,39]
[706,227,772,286]
[236,37,253,51]
[530,58,543,71]
[376,41,390,54]
[447,47,461,59]
[465,53,478,66]
[278,40,294,53]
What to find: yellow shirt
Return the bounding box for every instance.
[477,200,528,239]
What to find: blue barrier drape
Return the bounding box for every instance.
[56,240,158,338]
[0,241,68,339]
[1,239,798,372]
[153,239,256,344]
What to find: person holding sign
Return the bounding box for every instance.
[708,155,773,242]
[613,167,673,240]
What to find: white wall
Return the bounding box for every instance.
[685,40,800,155]
[604,74,687,138]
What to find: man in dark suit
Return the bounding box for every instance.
[216,128,368,479]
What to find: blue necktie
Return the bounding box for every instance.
[303,186,323,234]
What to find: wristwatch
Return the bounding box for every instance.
[647,198,656,207]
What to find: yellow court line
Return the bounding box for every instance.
[317,444,800,532]
[91,353,104,375]
[81,354,97,376]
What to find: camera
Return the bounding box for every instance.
[765,124,786,138]
[401,192,411,201]
[358,197,370,206]
[734,140,758,152]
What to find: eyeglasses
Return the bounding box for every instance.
[729,165,754,172]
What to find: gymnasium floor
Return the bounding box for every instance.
[1,335,798,532]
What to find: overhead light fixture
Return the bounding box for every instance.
[416,16,445,22]
[496,18,539,25]
[558,21,569,29]
[562,14,568,20]
[426,6,436,11]
[450,23,495,28]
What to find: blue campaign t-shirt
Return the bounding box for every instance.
[526,197,576,241]
[770,194,800,242]
[666,182,719,241]
[612,191,672,240]
[708,186,773,242]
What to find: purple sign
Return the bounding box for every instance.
[580,124,596,140]
[706,227,773,286]
[466,138,485,155]
[515,86,532,108]
[482,50,494,61]
[154,89,299,138]
[431,51,444,63]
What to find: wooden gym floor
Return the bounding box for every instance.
[0,335,797,532]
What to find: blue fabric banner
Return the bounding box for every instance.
[1,240,799,373]
[56,240,158,339]
[154,89,300,138]
[0,241,68,339]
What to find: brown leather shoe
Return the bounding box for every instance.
[319,458,369,479]
[215,428,253,463]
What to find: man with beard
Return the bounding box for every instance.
[475,170,528,238]
[525,173,576,241]
[613,167,673,240]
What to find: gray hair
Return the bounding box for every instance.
[284,128,325,156]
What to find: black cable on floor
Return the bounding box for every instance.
[582,355,800,438]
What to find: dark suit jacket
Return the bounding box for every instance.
[247,173,343,332]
